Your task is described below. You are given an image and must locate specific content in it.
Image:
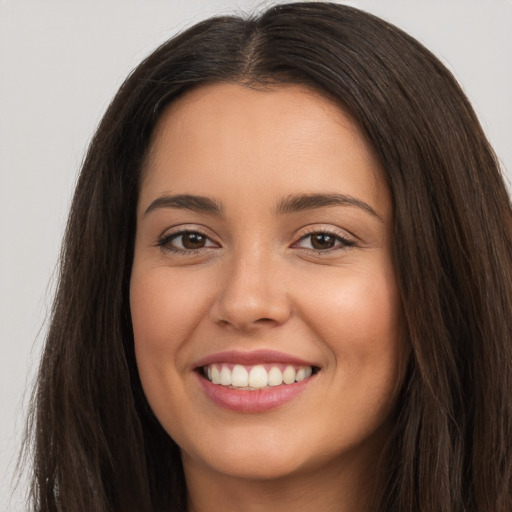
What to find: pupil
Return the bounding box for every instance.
[183,233,205,249]
[312,234,335,250]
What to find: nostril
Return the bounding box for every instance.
[209,288,292,330]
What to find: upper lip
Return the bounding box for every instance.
[193,349,318,369]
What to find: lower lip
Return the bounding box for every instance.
[196,372,315,413]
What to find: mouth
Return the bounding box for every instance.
[200,363,318,390]
[193,351,320,412]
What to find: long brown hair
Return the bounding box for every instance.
[27,3,512,511]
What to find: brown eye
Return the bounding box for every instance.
[310,233,337,250]
[181,232,207,249]
[158,230,218,253]
[294,231,355,253]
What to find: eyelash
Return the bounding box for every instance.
[156,228,357,256]
[293,229,356,254]
[156,229,215,255]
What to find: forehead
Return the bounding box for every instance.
[140,82,389,217]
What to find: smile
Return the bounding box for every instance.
[194,351,320,412]
[202,363,314,389]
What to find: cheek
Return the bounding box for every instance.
[129,267,218,413]
[303,267,400,341]
[296,262,403,389]
[301,266,404,437]
[129,268,215,430]
[130,268,212,353]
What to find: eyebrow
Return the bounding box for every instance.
[276,193,383,221]
[144,194,223,216]
[143,192,382,221]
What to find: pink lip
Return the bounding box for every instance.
[193,349,317,368]
[193,349,319,413]
[196,372,315,413]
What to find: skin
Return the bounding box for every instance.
[130,83,406,511]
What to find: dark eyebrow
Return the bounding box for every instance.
[144,194,223,216]
[276,193,383,221]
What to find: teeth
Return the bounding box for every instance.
[219,366,232,386]
[295,367,306,382]
[211,365,220,384]
[268,366,283,386]
[248,366,268,389]
[203,363,314,389]
[295,367,312,381]
[282,365,296,384]
[232,365,249,387]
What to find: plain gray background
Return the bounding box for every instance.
[1,1,511,510]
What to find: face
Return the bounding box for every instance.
[130,83,405,483]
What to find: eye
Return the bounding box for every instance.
[294,231,356,252]
[157,230,219,253]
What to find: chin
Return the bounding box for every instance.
[177,423,316,481]
[189,446,312,482]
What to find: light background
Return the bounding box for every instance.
[1,1,511,510]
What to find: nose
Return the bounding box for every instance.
[209,249,291,332]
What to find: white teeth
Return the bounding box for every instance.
[211,366,221,384]
[296,366,313,381]
[231,364,249,387]
[282,365,296,384]
[248,365,268,389]
[220,366,232,386]
[295,367,306,382]
[204,363,314,389]
[268,366,283,386]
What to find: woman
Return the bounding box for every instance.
[27,2,512,511]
